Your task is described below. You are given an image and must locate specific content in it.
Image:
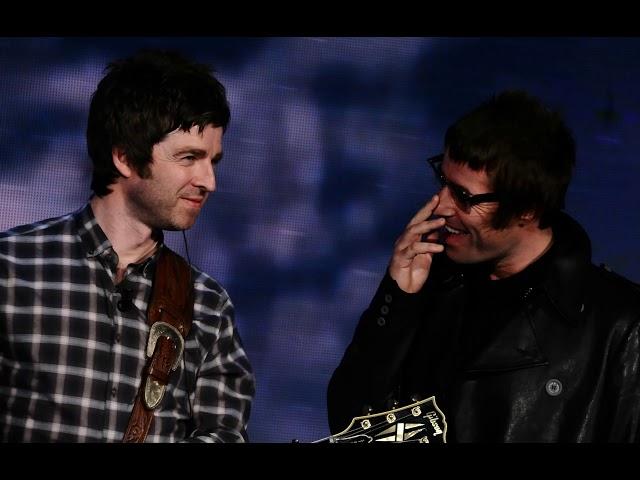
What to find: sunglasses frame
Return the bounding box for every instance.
[427,154,500,210]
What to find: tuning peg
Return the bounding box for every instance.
[386,398,399,410]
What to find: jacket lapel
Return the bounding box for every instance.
[462,305,549,375]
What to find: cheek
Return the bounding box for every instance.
[154,169,184,189]
[464,219,498,246]
[462,208,495,231]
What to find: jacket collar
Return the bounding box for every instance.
[432,211,592,326]
[538,212,592,326]
[433,212,593,374]
[465,213,591,374]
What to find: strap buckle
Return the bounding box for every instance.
[143,321,184,409]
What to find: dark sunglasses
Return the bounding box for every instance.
[427,154,499,210]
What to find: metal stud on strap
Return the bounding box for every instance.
[143,321,184,409]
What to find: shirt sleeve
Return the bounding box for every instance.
[181,294,255,443]
[327,269,427,434]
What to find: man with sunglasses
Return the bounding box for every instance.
[327,90,640,442]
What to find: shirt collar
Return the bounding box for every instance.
[74,203,112,258]
[73,202,165,272]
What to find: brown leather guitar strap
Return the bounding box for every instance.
[123,246,194,443]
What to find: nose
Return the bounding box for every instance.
[433,185,455,217]
[194,160,216,193]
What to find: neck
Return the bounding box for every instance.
[489,225,553,280]
[90,193,159,271]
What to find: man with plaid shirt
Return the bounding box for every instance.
[0,50,255,442]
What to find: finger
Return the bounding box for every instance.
[394,239,444,264]
[407,194,440,227]
[406,217,445,236]
[408,241,445,256]
[395,218,445,251]
[422,230,441,243]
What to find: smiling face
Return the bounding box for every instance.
[124,124,223,231]
[432,153,534,276]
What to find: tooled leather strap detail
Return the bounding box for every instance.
[123,247,194,443]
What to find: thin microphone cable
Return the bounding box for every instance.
[181,229,195,429]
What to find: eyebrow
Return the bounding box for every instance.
[175,148,224,164]
[446,177,471,194]
[212,152,224,165]
[439,163,473,194]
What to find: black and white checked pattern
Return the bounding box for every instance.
[0,204,255,442]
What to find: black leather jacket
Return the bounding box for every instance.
[328,213,640,442]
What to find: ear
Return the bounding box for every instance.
[112,147,133,178]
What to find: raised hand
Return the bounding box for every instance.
[389,194,445,293]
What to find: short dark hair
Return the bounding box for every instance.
[444,90,575,229]
[87,49,230,196]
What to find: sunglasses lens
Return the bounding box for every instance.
[430,156,471,210]
[450,187,462,208]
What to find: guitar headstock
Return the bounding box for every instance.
[329,396,447,444]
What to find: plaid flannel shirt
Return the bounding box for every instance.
[0,203,255,442]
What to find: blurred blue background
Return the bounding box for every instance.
[1,37,639,442]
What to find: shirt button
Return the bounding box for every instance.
[376,317,386,327]
[114,333,121,343]
[384,294,393,303]
[380,305,389,315]
[111,387,117,398]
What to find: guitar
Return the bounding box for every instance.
[315,396,447,444]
